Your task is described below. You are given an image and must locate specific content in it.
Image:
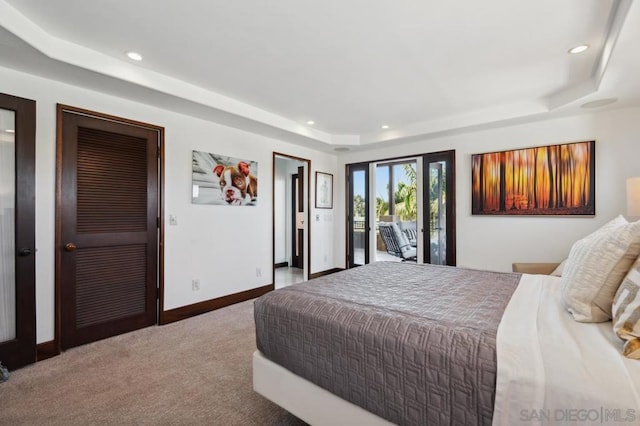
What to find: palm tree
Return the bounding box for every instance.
[353,194,365,218]
[393,164,417,221]
[375,197,389,219]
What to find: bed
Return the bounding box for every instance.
[253,262,640,425]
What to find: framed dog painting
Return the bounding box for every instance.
[192,150,258,206]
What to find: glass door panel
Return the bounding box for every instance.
[0,94,36,370]
[348,164,369,267]
[0,109,16,342]
[423,151,456,266]
[428,161,446,265]
[375,160,418,262]
[375,164,391,262]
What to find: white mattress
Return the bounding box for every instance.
[253,350,393,425]
[493,274,640,425]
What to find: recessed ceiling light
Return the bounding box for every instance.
[126,51,143,61]
[334,147,350,152]
[580,98,618,108]
[306,120,315,125]
[5,129,15,133]
[568,44,589,54]
[381,125,390,129]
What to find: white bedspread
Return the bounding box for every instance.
[493,274,640,425]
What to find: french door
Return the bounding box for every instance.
[347,163,369,267]
[422,151,456,265]
[0,94,36,370]
[291,167,304,269]
[346,150,456,267]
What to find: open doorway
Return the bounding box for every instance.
[273,153,310,289]
[374,158,419,263]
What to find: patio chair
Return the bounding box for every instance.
[378,222,417,261]
[398,221,418,246]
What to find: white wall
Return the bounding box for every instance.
[338,107,640,272]
[0,66,339,344]
[315,183,340,270]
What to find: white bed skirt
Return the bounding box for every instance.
[252,350,393,425]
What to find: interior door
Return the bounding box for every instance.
[291,168,304,269]
[297,166,304,270]
[347,163,369,267]
[58,106,160,350]
[0,94,36,370]
[422,150,456,266]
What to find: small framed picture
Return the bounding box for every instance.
[315,172,333,209]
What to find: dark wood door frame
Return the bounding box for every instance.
[54,104,165,353]
[290,172,304,269]
[346,162,370,268]
[291,173,298,267]
[422,150,456,266]
[346,150,456,267]
[0,93,36,370]
[272,152,311,285]
[297,166,305,269]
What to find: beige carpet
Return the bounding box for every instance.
[0,300,306,425]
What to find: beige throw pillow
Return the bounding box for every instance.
[612,257,640,359]
[561,216,640,322]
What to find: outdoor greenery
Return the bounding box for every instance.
[353,194,365,218]
[359,162,446,224]
[375,163,418,221]
[375,197,389,218]
[393,164,417,221]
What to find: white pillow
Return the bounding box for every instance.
[561,216,640,322]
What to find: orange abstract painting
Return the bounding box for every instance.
[472,141,595,215]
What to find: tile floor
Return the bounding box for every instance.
[274,267,304,289]
[274,251,408,289]
[354,249,405,265]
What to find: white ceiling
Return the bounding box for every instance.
[0,0,638,152]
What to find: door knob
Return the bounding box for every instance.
[64,243,77,252]
[19,248,33,257]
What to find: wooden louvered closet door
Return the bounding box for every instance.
[58,107,159,349]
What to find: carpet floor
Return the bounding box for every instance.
[0,300,306,425]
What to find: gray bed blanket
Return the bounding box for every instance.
[254,262,520,425]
